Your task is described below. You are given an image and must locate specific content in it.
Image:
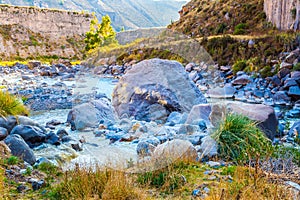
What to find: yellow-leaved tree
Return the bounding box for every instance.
[84,14,117,51]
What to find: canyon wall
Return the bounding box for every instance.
[0,5,93,59]
[264,0,300,30]
[0,5,92,39]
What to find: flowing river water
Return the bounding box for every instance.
[1,72,138,169]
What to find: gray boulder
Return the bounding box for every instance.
[288,86,300,100]
[186,104,211,126]
[232,75,251,85]
[288,120,300,137]
[209,102,278,139]
[0,116,17,133]
[136,137,160,156]
[273,91,291,105]
[207,86,236,99]
[153,139,197,163]
[198,136,218,159]
[11,125,46,148]
[112,59,207,122]
[67,98,116,131]
[0,127,8,140]
[4,134,36,165]
[17,116,47,132]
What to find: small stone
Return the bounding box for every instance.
[280,62,293,69]
[285,181,300,191]
[203,187,210,193]
[71,143,83,151]
[206,161,221,168]
[207,175,217,180]
[17,185,27,193]
[32,179,45,191]
[192,189,200,196]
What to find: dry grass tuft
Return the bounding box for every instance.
[207,166,295,200]
[0,91,29,117]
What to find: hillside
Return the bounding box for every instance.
[168,0,269,37]
[0,0,187,31]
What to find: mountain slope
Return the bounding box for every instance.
[168,0,269,37]
[0,0,187,31]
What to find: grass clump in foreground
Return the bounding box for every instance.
[212,113,273,163]
[48,164,146,200]
[0,91,29,117]
[42,160,296,199]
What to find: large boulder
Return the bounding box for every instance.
[112,59,207,122]
[17,116,47,132]
[0,116,17,133]
[210,102,278,139]
[4,135,36,165]
[186,104,212,126]
[0,127,8,140]
[67,98,116,131]
[11,125,46,148]
[152,139,197,164]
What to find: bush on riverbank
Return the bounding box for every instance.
[0,91,29,117]
[212,113,273,163]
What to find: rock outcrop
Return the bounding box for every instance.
[264,0,300,30]
[112,59,207,122]
[0,5,92,39]
[0,4,92,59]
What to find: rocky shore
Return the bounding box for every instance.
[0,56,300,194]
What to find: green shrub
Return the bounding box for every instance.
[260,65,273,78]
[212,114,273,163]
[0,91,29,117]
[232,60,247,74]
[293,62,300,71]
[215,23,227,34]
[273,146,300,167]
[36,162,59,176]
[5,156,19,165]
[233,23,247,35]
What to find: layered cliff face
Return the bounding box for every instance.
[264,0,300,30]
[0,5,93,60]
[0,5,92,39]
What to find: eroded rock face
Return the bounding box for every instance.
[264,0,300,30]
[112,59,207,122]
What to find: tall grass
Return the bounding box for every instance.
[0,91,29,117]
[50,164,146,200]
[208,166,295,200]
[212,113,273,163]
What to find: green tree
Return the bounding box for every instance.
[84,14,117,51]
